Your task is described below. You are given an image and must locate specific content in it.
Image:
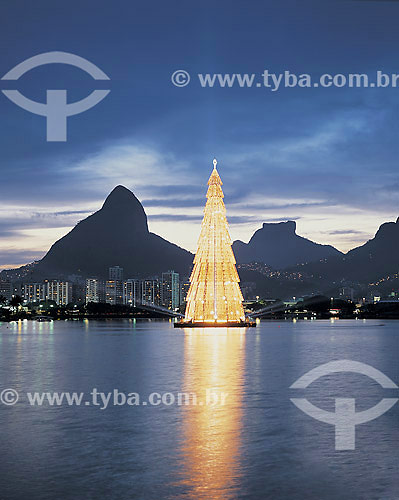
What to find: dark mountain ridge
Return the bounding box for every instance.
[28,185,193,279]
[233,221,342,268]
[293,217,399,284]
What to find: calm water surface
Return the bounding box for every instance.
[0,319,398,500]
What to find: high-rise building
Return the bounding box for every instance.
[180,276,190,306]
[141,279,161,305]
[46,281,72,305]
[161,271,180,310]
[68,275,86,304]
[105,281,115,304]
[184,159,245,323]
[86,278,104,304]
[20,283,46,304]
[0,281,12,302]
[123,279,141,306]
[109,266,124,281]
[106,267,124,305]
[105,280,123,305]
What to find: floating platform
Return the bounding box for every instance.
[174,320,256,328]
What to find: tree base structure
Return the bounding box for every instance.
[174,320,256,328]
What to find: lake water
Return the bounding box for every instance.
[0,319,397,500]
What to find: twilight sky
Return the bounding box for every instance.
[0,0,398,269]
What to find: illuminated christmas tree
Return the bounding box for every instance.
[184,159,245,324]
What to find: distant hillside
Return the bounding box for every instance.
[233,221,342,269]
[294,217,399,283]
[25,186,193,280]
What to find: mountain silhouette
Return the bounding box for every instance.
[233,221,342,269]
[297,217,399,283]
[31,186,193,279]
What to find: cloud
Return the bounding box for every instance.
[0,249,45,269]
[148,214,275,224]
[51,210,92,216]
[148,213,302,226]
[383,183,399,192]
[149,214,203,222]
[328,229,367,235]
[257,217,302,223]
[0,230,25,239]
[231,201,334,211]
[0,210,93,236]
[143,198,205,208]
[72,143,196,194]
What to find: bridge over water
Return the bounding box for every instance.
[249,300,299,318]
[133,300,184,318]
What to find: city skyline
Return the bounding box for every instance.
[2,266,185,310]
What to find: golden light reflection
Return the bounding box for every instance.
[179,328,246,499]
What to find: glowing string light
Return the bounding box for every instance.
[184,159,245,323]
